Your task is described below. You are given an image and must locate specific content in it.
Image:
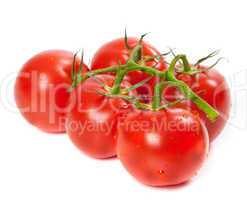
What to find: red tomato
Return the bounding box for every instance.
[91,37,167,95]
[117,108,209,186]
[66,75,132,159]
[15,50,88,133]
[163,67,231,141]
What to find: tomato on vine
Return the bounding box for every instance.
[163,65,230,141]
[117,108,209,186]
[15,50,88,133]
[66,75,133,159]
[91,35,167,96]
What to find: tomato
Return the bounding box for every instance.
[163,66,231,141]
[66,75,132,159]
[117,108,209,186]
[15,50,88,133]
[91,37,167,95]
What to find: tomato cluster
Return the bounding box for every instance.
[15,34,230,187]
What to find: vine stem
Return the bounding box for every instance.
[152,82,164,110]
[111,68,127,94]
[165,55,219,121]
[71,54,219,122]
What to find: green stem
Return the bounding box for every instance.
[152,82,164,110]
[111,60,165,95]
[111,68,126,94]
[70,54,219,121]
[129,44,142,63]
[87,66,119,77]
[181,55,191,72]
[167,54,191,73]
[126,60,165,77]
[167,54,187,78]
[165,55,219,121]
[70,65,120,90]
[73,62,165,88]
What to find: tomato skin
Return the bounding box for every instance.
[15,50,88,133]
[163,67,231,141]
[66,75,132,159]
[91,37,167,95]
[117,108,209,186]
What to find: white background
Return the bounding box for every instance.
[0,0,246,199]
